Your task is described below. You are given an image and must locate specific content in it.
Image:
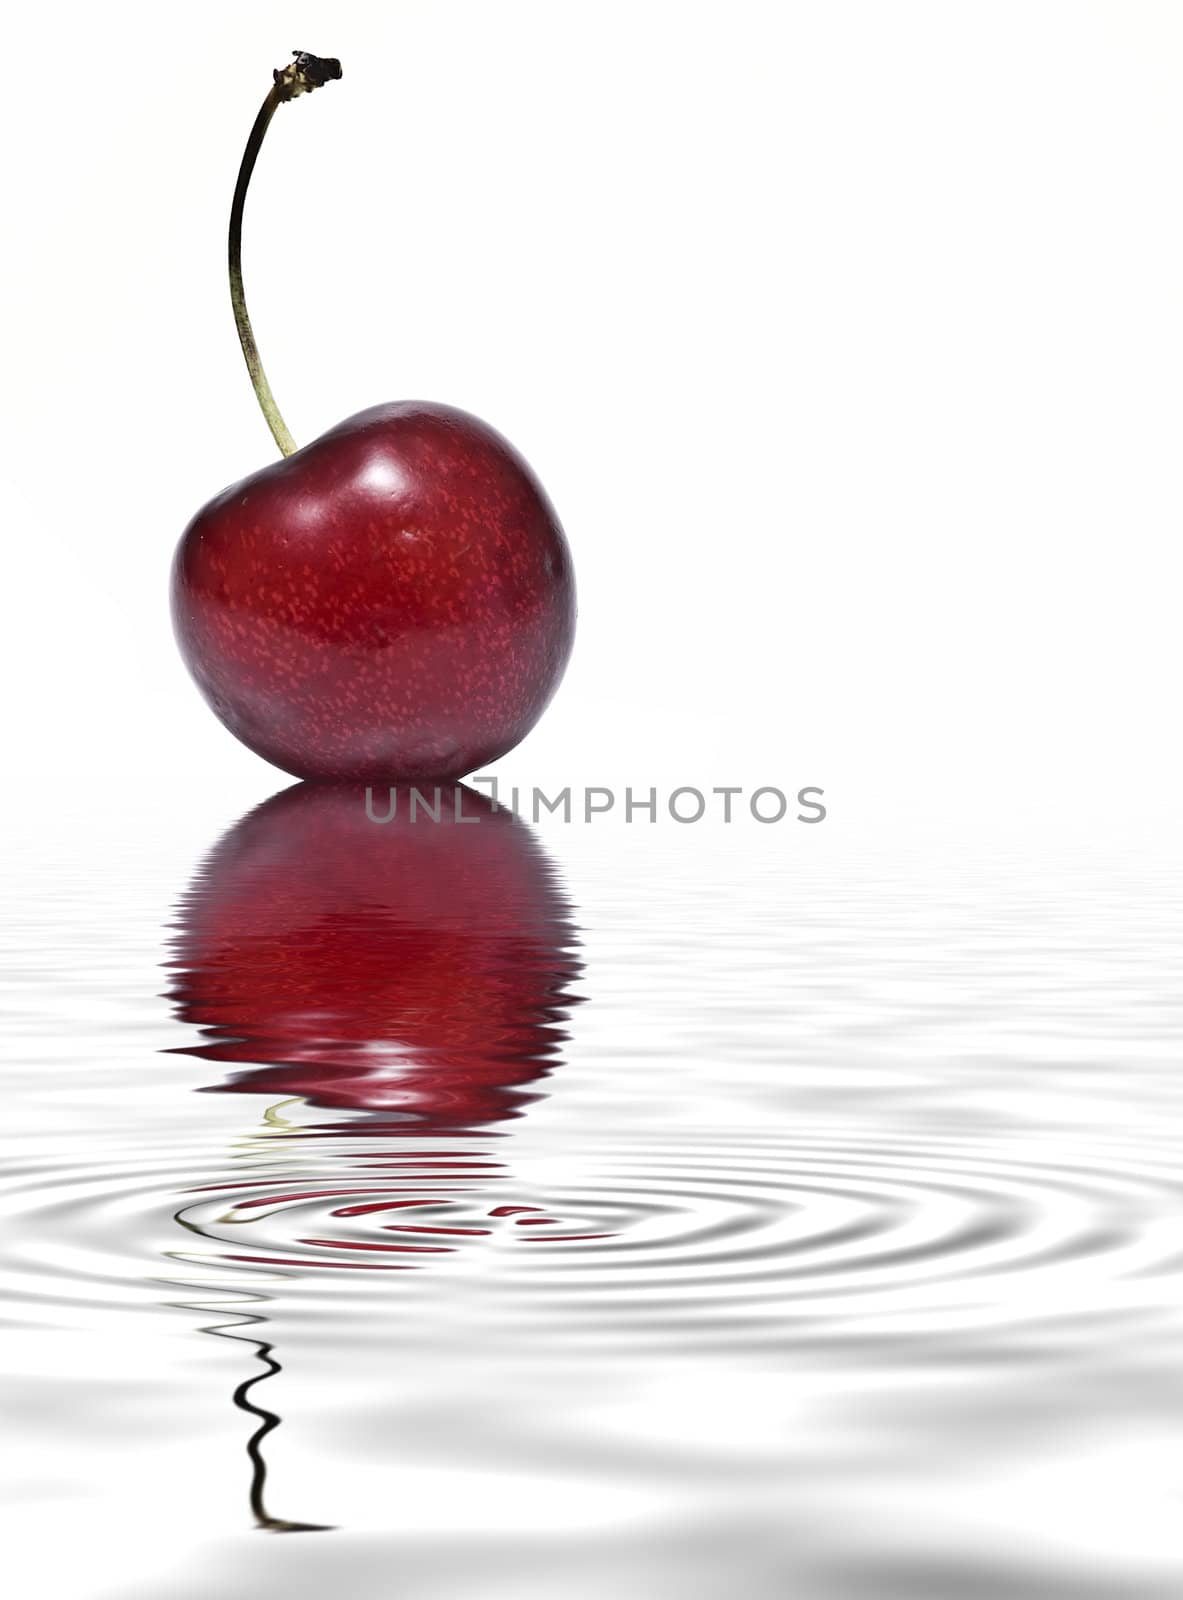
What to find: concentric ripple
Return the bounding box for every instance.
[3,1115,1180,1349]
[486,1129,1183,1339]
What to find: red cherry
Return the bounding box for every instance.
[173,401,574,781]
[172,53,574,781]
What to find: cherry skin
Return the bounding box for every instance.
[171,401,575,782]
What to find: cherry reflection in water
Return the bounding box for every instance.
[164,781,586,1531]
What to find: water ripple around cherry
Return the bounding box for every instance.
[5,821,1183,1593]
[3,1108,1180,1357]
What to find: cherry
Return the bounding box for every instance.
[171,52,575,781]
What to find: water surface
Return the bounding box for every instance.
[3,794,1182,1598]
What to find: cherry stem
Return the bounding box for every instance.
[229,52,342,458]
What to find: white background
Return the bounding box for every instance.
[1,0,1181,838]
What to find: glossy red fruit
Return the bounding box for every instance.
[171,401,575,782]
[166,780,582,1131]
